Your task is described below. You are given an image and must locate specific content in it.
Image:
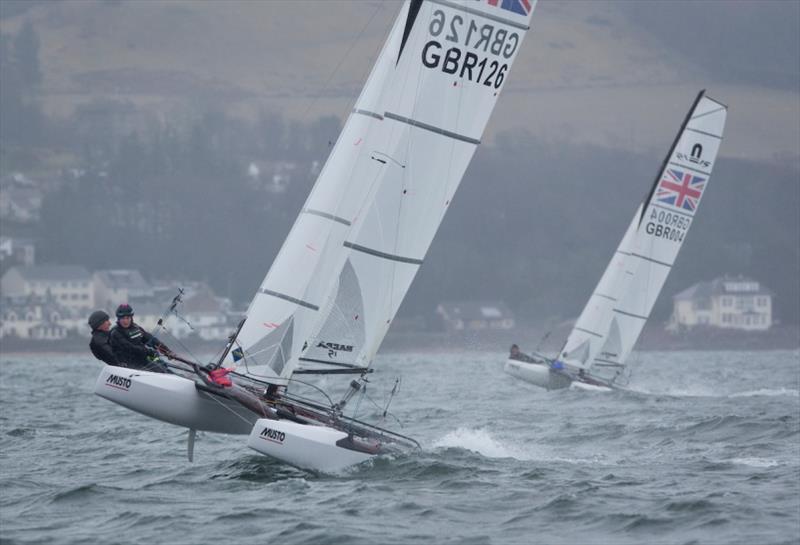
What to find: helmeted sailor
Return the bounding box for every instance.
[110,303,172,372]
[88,310,119,366]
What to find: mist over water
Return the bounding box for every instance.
[1,350,798,544]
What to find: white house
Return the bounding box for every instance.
[0,294,76,339]
[93,269,153,310]
[1,265,94,313]
[669,276,773,332]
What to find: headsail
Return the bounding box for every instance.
[228,4,412,382]
[559,206,641,370]
[302,0,538,369]
[559,91,728,378]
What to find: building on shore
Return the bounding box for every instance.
[668,275,773,332]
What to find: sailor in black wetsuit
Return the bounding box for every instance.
[110,304,172,372]
[88,310,120,366]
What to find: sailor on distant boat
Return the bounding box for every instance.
[88,310,119,366]
[509,344,536,363]
[110,303,172,372]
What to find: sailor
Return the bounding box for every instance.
[509,344,535,363]
[110,303,172,372]
[88,310,120,366]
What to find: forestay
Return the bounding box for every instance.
[301,0,538,371]
[559,91,728,379]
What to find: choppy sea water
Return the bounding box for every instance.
[1,350,798,545]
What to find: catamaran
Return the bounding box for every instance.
[505,90,728,391]
[94,0,537,471]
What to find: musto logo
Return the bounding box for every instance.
[260,427,286,444]
[106,374,132,390]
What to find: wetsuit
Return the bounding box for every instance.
[90,329,119,366]
[110,322,169,372]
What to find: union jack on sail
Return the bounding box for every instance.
[486,0,533,16]
[656,168,706,212]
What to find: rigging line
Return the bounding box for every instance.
[299,2,385,124]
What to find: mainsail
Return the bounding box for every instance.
[559,91,728,379]
[231,0,537,382]
[302,0,538,370]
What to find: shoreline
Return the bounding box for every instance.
[2,324,798,358]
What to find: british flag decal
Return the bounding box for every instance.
[486,0,533,16]
[656,168,706,212]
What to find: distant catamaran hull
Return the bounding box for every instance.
[503,359,570,390]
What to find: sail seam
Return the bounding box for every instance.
[303,208,352,226]
[613,308,648,320]
[344,241,423,264]
[575,327,604,338]
[353,108,384,121]
[259,289,319,311]
[592,360,624,367]
[691,106,726,120]
[594,293,617,302]
[298,357,366,369]
[630,252,672,268]
[428,0,531,30]
[685,127,722,140]
[384,112,480,145]
[649,202,694,219]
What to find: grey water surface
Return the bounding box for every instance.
[1,350,798,545]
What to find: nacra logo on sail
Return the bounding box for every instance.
[260,427,286,443]
[106,374,132,390]
[317,342,353,352]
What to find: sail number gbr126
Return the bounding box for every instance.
[421,9,521,89]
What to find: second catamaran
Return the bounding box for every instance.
[506,90,728,391]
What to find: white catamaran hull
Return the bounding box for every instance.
[503,359,572,390]
[94,365,257,434]
[247,418,376,472]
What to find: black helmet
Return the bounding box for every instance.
[115,303,134,318]
[88,310,109,330]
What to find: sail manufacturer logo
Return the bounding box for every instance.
[260,427,285,444]
[106,374,132,390]
[676,143,711,169]
[317,342,353,352]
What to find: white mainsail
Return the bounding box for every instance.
[612,92,727,367]
[559,91,728,380]
[228,3,411,382]
[302,0,538,370]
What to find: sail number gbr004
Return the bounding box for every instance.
[645,208,692,242]
[421,9,521,89]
